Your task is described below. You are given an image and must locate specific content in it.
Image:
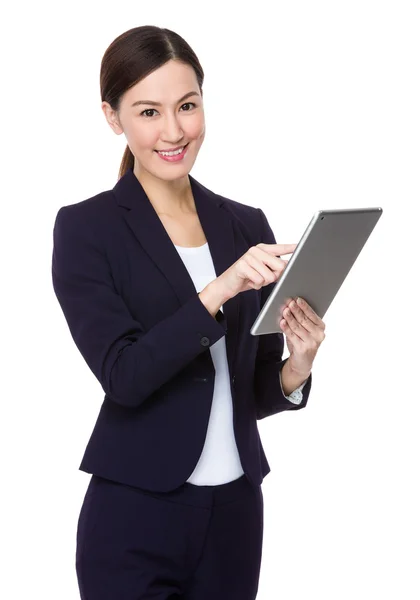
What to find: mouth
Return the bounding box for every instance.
[154,143,189,157]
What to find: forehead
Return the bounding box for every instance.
[124,60,199,105]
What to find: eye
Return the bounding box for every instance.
[140,108,158,118]
[180,102,196,111]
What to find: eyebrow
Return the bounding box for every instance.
[131,91,200,108]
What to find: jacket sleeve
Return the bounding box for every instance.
[253,208,312,420]
[51,206,227,409]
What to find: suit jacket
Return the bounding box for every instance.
[51,168,312,492]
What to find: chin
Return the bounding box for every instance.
[156,154,200,180]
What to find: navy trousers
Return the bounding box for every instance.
[76,473,264,599]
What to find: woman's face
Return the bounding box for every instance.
[102,59,205,182]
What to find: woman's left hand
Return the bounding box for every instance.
[279,297,326,376]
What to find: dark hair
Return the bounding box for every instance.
[100,26,205,180]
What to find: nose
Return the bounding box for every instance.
[161,113,184,144]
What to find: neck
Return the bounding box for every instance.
[133,163,195,215]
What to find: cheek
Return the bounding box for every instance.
[127,122,159,151]
[185,114,205,142]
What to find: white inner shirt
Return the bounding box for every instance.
[174,242,245,486]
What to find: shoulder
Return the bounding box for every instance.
[55,189,113,219]
[53,189,115,238]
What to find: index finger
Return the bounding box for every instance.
[262,243,297,256]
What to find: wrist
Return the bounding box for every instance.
[199,279,230,318]
[280,359,310,396]
[211,278,232,304]
[286,357,311,380]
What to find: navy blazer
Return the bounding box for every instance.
[51,168,312,492]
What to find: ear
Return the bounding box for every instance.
[101,101,124,135]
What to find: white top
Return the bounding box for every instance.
[174,242,305,486]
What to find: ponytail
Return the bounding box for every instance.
[118,144,135,180]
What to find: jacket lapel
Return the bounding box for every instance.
[112,168,241,376]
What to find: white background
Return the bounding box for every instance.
[2,1,419,598]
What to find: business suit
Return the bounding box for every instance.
[52,167,312,598]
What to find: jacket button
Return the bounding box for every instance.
[200,336,210,347]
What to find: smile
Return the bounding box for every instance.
[156,144,188,157]
[155,143,190,162]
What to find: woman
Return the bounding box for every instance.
[52,25,326,600]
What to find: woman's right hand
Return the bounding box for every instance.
[216,243,297,300]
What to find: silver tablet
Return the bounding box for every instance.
[250,207,383,336]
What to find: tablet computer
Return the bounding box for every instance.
[250,207,383,336]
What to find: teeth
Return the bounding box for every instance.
[158,146,185,157]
